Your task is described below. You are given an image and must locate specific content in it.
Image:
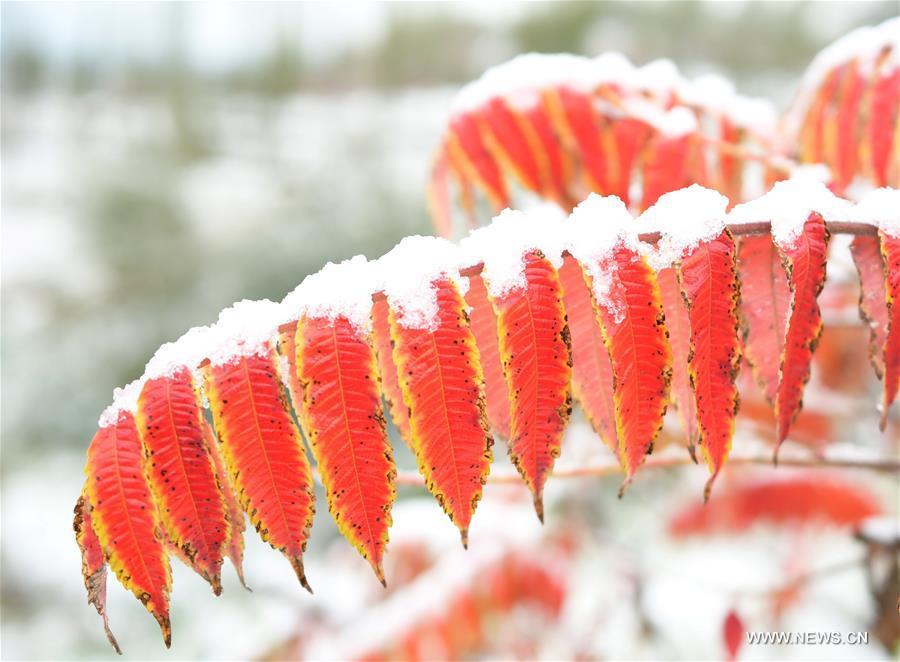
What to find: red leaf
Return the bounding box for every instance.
[428,148,454,239]
[74,491,121,654]
[879,230,900,429]
[640,133,692,210]
[203,348,316,592]
[371,298,414,448]
[657,267,698,456]
[582,246,671,487]
[678,230,741,497]
[558,254,617,453]
[464,275,511,440]
[389,277,493,544]
[608,117,651,206]
[832,62,866,192]
[867,63,899,187]
[669,474,881,536]
[850,235,889,378]
[295,314,397,584]
[800,66,843,166]
[723,609,745,662]
[447,114,509,211]
[547,86,609,194]
[137,368,228,594]
[200,418,248,589]
[775,213,830,449]
[478,97,543,194]
[523,100,573,208]
[737,234,790,405]
[488,250,572,519]
[85,412,171,647]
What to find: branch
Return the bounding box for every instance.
[393,451,900,487]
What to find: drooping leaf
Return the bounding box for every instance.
[879,230,900,429]
[558,254,617,453]
[866,63,899,187]
[657,267,698,456]
[640,133,692,210]
[830,61,866,193]
[447,114,509,211]
[737,234,790,405]
[487,251,572,519]
[371,298,414,448]
[463,274,511,439]
[477,97,543,194]
[199,418,248,589]
[722,609,745,662]
[547,86,610,195]
[74,491,121,654]
[388,277,493,544]
[522,100,574,208]
[669,474,881,536]
[294,314,396,583]
[799,66,843,166]
[428,149,454,239]
[677,230,741,497]
[775,213,830,449]
[849,235,889,378]
[85,412,172,647]
[607,117,651,207]
[202,347,316,592]
[136,368,228,594]
[582,246,672,487]
[277,320,304,415]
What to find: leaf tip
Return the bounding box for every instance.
[158,615,172,649]
[618,475,633,499]
[533,494,545,524]
[289,556,313,594]
[703,471,720,503]
[460,527,469,549]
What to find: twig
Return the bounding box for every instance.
[393,451,900,487]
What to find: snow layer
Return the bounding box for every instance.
[450,51,775,134]
[849,187,900,237]
[282,254,377,336]
[638,185,730,270]
[727,176,854,248]
[459,204,566,298]
[205,299,287,367]
[375,235,466,330]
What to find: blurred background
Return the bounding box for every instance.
[2,2,898,660]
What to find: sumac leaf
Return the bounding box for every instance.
[478,97,543,194]
[464,275,511,440]
[880,230,900,429]
[371,298,414,448]
[389,277,493,544]
[775,213,830,449]
[737,234,790,405]
[678,230,741,497]
[657,267,698,456]
[488,251,572,519]
[74,491,121,654]
[200,419,248,589]
[850,235,889,378]
[640,133,692,210]
[85,412,171,646]
[447,114,509,211]
[524,100,573,208]
[867,63,899,187]
[203,347,316,592]
[583,246,672,488]
[295,315,396,583]
[546,87,609,194]
[137,368,228,594]
[558,254,617,453]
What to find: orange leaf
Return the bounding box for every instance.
[850,235,889,379]
[477,97,543,194]
[678,230,741,497]
[558,254,617,453]
[137,368,228,594]
[522,101,573,208]
[657,267,698,456]
[583,246,671,487]
[867,65,899,187]
[389,277,493,544]
[640,133,693,210]
[879,230,900,429]
[200,418,248,589]
[277,321,304,417]
[447,114,509,212]
[203,347,316,592]
[85,412,171,647]
[800,66,843,165]
[295,314,397,584]
[428,148,454,239]
[775,213,830,449]
[488,251,572,519]
[74,491,121,654]
[737,234,790,405]
[464,274,511,440]
[832,62,866,193]
[371,298,414,448]
[608,117,651,206]
[669,474,881,536]
[545,86,609,194]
